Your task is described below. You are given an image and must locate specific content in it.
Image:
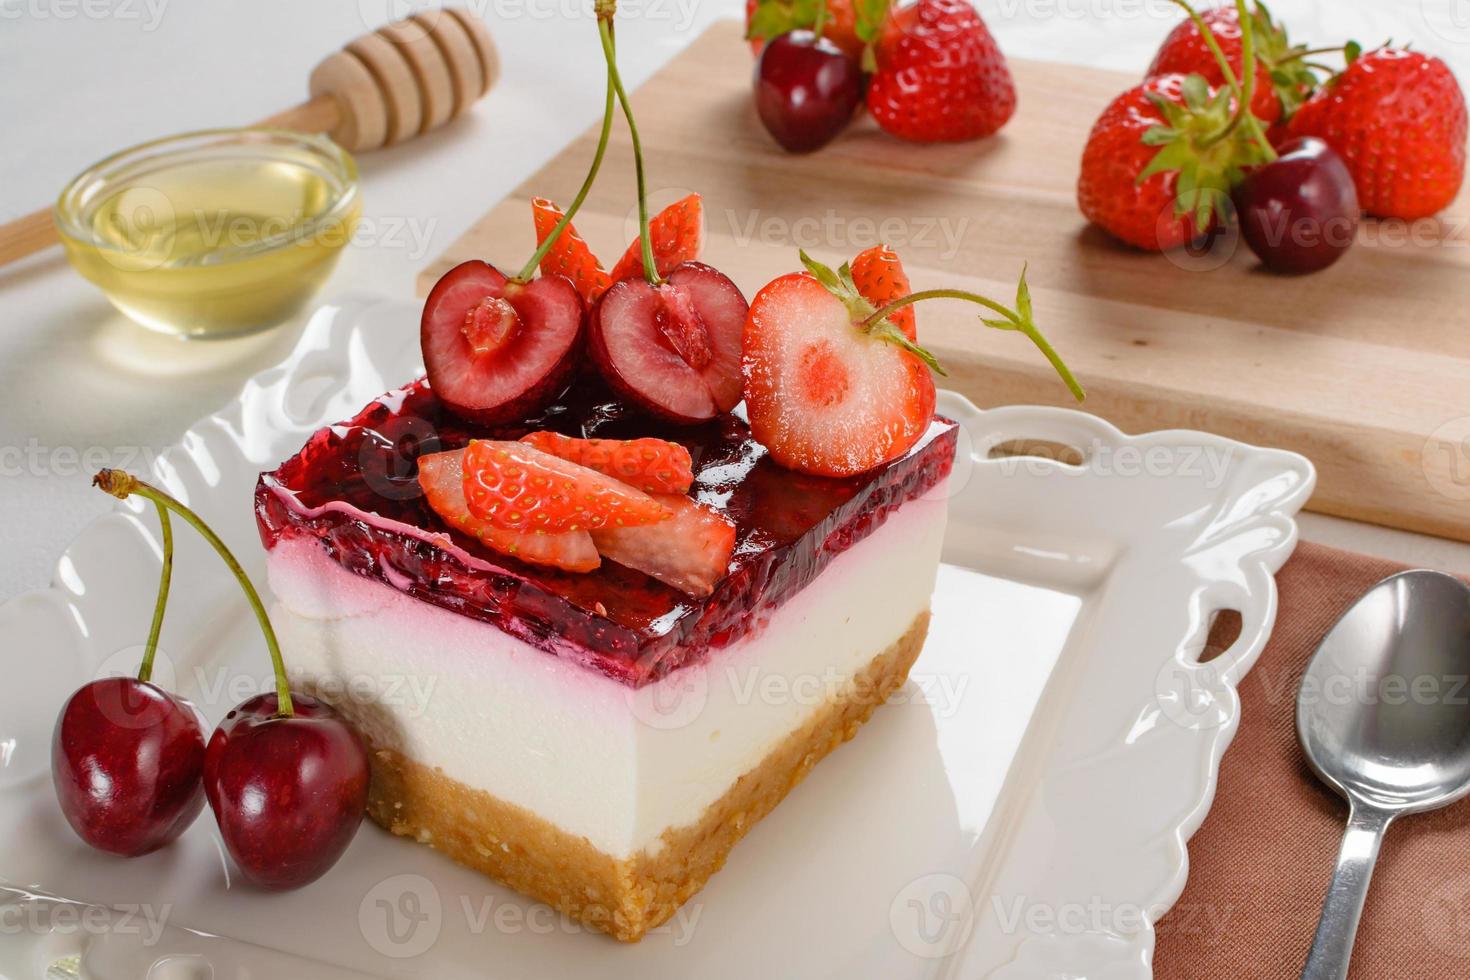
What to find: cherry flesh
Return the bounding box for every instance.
[204,692,369,890]
[52,677,207,856]
[754,31,863,154]
[1232,137,1360,274]
[589,262,747,423]
[421,260,585,425]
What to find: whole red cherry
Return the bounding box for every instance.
[754,30,864,153]
[204,692,369,890]
[52,677,207,856]
[1232,136,1359,274]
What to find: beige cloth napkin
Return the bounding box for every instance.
[1153,542,1470,979]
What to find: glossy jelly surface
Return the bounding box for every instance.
[256,377,957,686]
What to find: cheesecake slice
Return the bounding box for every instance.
[255,378,957,941]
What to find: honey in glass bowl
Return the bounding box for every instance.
[55,129,360,339]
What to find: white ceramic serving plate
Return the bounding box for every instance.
[0,298,1313,980]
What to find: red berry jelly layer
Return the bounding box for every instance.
[256,377,957,687]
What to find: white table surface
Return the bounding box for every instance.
[3,0,1469,602]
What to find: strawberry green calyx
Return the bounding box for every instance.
[799,250,1086,402]
[1159,0,1277,160]
[1138,73,1272,231]
[799,250,943,372]
[746,0,873,42]
[852,0,889,72]
[746,0,889,70]
[1249,0,1321,118]
[746,0,815,41]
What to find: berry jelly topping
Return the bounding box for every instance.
[255,377,958,687]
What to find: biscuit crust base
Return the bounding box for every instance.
[364,611,930,942]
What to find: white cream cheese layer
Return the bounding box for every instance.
[266,495,948,860]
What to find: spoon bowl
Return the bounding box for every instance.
[1299,569,1470,812]
[1297,569,1470,979]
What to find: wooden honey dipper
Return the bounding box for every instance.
[0,7,498,267]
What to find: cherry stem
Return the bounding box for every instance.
[93,470,294,717]
[598,15,661,286]
[861,289,1086,402]
[138,501,173,685]
[515,54,617,281]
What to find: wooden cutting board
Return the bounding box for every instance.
[419,20,1470,543]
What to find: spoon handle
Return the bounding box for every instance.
[1301,804,1393,980]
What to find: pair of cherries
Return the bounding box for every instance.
[51,470,369,890]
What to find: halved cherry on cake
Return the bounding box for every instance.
[590,262,747,424]
[744,247,1085,477]
[421,261,584,426]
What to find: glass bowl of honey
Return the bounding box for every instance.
[55,128,361,339]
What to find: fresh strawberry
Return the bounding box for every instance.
[462,440,670,533]
[742,254,938,477]
[1147,4,1317,127]
[417,450,600,573]
[866,0,1015,143]
[849,244,914,340]
[1288,48,1468,220]
[532,197,611,306]
[744,249,1081,476]
[746,0,866,61]
[519,432,695,495]
[608,194,704,284]
[591,494,736,596]
[1078,73,1267,251]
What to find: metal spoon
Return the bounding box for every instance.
[1297,569,1470,980]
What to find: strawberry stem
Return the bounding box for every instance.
[1275,44,1354,64]
[516,61,616,282]
[1229,0,1275,157]
[598,15,661,286]
[1165,0,1278,160]
[861,286,1086,402]
[93,470,294,717]
[138,501,173,685]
